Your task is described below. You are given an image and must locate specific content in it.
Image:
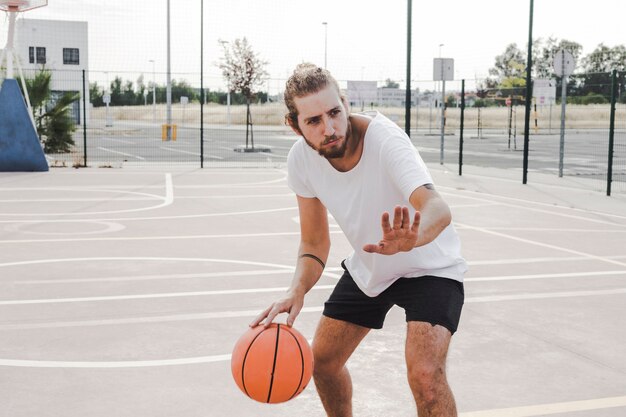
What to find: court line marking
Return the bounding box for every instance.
[458,395,626,417]
[0,173,173,216]
[5,221,126,236]
[440,186,626,222]
[0,205,297,224]
[16,264,623,285]
[16,268,298,284]
[97,147,145,161]
[1,287,624,331]
[159,146,224,160]
[4,270,625,305]
[0,229,340,244]
[456,222,626,269]
[470,255,626,266]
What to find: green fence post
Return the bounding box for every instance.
[459,79,465,176]
[607,69,617,196]
[82,69,87,167]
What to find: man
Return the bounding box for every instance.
[251,63,467,417]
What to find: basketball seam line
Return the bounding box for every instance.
[266,324,281,403]
[241,330,265,398]
[285,329,306,401]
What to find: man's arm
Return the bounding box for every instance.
[250,195,330,327]
[409,183,451,247]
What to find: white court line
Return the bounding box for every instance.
[4,270,625,305]
[1,287,625,331]
[0,197,157,203]
[0,229,345,244]
[458,395,626,417]
[175,193,293,199]
[0,288,625,371]
[0,173,173,216]
[440,187,626,223]
[469,255,626,266]
[457,222,626,269]
[97,147,145,161]
[0,205,297,224]
[159,146,224,160]
[17,269,296,284]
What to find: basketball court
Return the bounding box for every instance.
[1,163,625,416]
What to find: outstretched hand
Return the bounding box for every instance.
[363,206,420,255]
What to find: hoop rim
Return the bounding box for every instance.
[0,0,48,12]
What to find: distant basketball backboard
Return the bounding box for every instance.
[0,0,47,11]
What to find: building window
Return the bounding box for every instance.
[63,48,79,65]
[36,47,46,64]
[29,47,34,63]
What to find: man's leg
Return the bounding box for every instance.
[312,316,370,417]
[405,322,457,417]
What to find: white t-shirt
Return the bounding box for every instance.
[287,112,467,297]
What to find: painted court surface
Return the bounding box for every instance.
[0,164,625,417]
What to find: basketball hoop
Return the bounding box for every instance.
[0,0,47,128]
[0,0,47,12]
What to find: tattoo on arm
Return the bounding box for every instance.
[300,253,325,269]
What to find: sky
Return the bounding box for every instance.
[1,0,625,93]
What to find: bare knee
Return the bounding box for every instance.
[407,363,446,403]
[312,342,345,378]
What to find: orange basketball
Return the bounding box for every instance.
[231,324,313,403]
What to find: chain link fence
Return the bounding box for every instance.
[4,66,625,195]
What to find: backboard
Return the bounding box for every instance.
[0,0,47,12]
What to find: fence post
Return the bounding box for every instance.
[459,79,465,176]
[607,69,617,196]
[200,0,204,168]
[82,69,87,167]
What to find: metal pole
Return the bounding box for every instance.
[440,79,445,164]
[607,69,617,196]
[200,0,204,168]
[6,11,16,79]
[166,0,172,140]
[558,50,568,178]
[459,79,465,176]
[82,69,88,167]
[404,0,412,137]
[322,22,328,69]
[522,0,534,184]
[149,60,156,124]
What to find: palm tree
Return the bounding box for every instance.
[19,69,80,153]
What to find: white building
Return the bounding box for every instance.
[347,80,420,108]
[14,18,89,124]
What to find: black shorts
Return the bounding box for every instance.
[323,263,464,334]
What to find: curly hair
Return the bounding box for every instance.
[284,63,343,130]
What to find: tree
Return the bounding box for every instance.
[576,44,626,97]
[19,69,79,153]
[90,82,104,107]
[218,37,268,150]
[534,37,583,79]
[384,78,399,88]
[486,43,526,89]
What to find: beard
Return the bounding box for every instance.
[303,121,352,160]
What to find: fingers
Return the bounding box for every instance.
[381,211,391,234]
[363,243,384,253]
[411,211,421,234]
[250,305,272,327]
[401,207,410,229]
[392,206,402,229]
[263,305,282,328]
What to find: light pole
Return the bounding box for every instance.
[322,22,328,69]
[166,0,172,140]
[149,59,156,124]
[219,40,231,127]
